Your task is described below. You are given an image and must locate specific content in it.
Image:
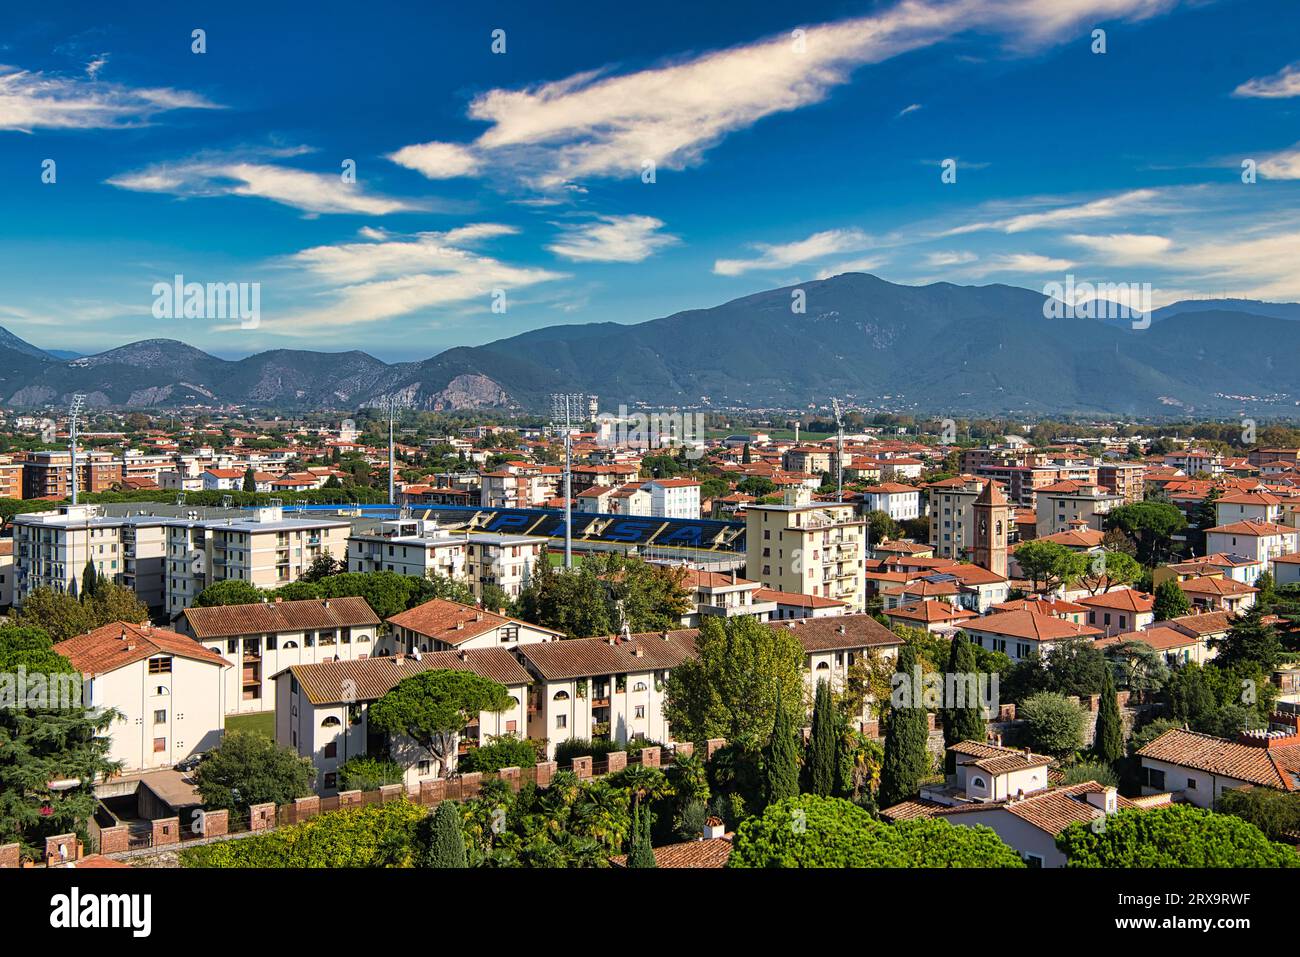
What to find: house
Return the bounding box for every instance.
[885,600,980,634]
[54,621,230,772]
[882,740,1154,867]
[347,519,468,580]
[182,596,381,714]
[963,610,1102,661]
[1095,625,1215,665]
[1271,553,1300,586]
[382,598,562,655]
[1136,723,1300,808]
[988,596,1089,625]
[1077,590,1155,637]
[275,649,533,793]
[1035,481,1122,538]
[465,533,548,601]
[1163,611,1235,647]
[775,614,901,719]
[1214,490,1284,526]
[754,588,848,620]
[517,630,698,758]
[859,482,921,522]
[642,478,702,520]
[1204,520,1300,573]
[1176,575,1258,614]
[674,568,777,626]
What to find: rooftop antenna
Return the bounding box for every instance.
[550,393,583,570]
[68,394,86,505]
[831,397,845,503]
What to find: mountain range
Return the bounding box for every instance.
[3,274,1297,417]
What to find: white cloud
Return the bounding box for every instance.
[924,250,978,266]
[973,253,1075,274]
[108,153,423,215]
[389,0,1184,189]
[945,188,1162,235]
[897,103,923,117]
[714,227,871,276]
[1234,62,1300,99]
[279,228,566,329]
[386,141,480,178]
[0,63,217,132]
[546,214,679,263]
[1064,232,1174,261]
[815,256,889,279]
[1258,144,1300,180]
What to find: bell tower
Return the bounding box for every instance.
[971,480,1009,577]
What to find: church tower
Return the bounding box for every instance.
[971,480,1009,577]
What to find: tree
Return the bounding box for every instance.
[1020,692,1085,758]
[1013,540,1088,593]
[0,626,120,859]
[1057,804,1298,867]
[736,476,776,497]
[942,632,987,773]
[420,800,468,868]
[764,693,801,806]
[805,680,838,797]
[14,588,93,642]
[1094,670,1125,765]
[1254,570,1277,607]
[1106,501,1187,565]
[300,552,343,583]
[87,583,150,627]
[879,645,932,808]
[1211,604,1283,671]
[368,670,513,778]
[195,579,265,607]
[336,757,404,791]
[627,799,657,868]
[728,795,1025,868]
[1216,787,1300,842]
[864,510,900,546]
[664,615,804,752]
[80,560,98,602]
[242,467,257,493]
[1059,761,1119,788]
[193,730,316,811]
[1152,579,1191,622]
[1078,550,1142,595]
[1165,663,1217,728]
[741,443,751,465]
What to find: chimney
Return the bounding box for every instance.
[632,644,643,657]
[475,612,482,621]
[1084,786,1119,815]
[458,650,468,661]
[837,623,846,635]
[274,596,282,603]
[1023,746,1033,762]
[456,620,464,630]
[323,599,330,609]
[661,630,670,641]
[703,816,725,840]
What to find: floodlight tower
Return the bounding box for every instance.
[550,393,583,569]
[380,396,403,509]
[68,394,86,505]
[831,397,845,503]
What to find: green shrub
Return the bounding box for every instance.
[1057,804,1299,867]
[182,800,425,868]
[336,757,405,792]
[553,737,663,766]
[457,736,541,774]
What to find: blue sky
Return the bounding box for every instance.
[0,0,1297,361]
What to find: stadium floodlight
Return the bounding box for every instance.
[68,394,86,505]
[379,395,407,509]
[550,393,585,570]
[831,397,845,504]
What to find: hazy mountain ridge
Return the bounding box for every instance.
[1,275,1296,415]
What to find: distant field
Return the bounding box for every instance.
[226,711,275,739]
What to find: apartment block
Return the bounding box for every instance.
[347,519,468,580]
[466,533,548,601]
[18,449,122,499]
[744,487,867,612]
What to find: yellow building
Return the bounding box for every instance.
[744,488,867,612]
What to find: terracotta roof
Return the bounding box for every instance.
[1138,728,1300,790]
[611,837,733,868]
[1077,590,1155,613]
[184,596,380,639]
[771,613,901,651]
[991,596,1087,616]
[516,630,699,680]
[753,588,847,609]
[887,600,979,624]
[285,649,532,705]
[1177,576,1258,597]
[1095,626,1200,651]
[1166,611,1234,636]
[964,610,1101,642]
[386,599,561,646]
[1206,520,1295,537]
[55,622,231,676]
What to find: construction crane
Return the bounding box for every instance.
[831,397,845,503]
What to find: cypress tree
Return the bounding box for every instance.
[1095,668,1125,765]
[80,560,98,603]
[741,443,751,464]
[806,679,837,796]
[421,800,467,868]
[879,644,931,808]
[942,632,988,774]
[242,467,257,493]
[764,692,800,806]
[627,799,657,868]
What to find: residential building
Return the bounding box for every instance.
[744,487,867,612]
[1077,590,1155,637]
[1035,481,1122,538]
[1204,520,1299,573]
[673,568,776,626]
[382,598,561,655]
[54,621,230,772]
[1137,723,1300,808]
[963,610,1102,661]
[465,533,548,601]
[18,449,122,499]
[275,649,533,793]
[859,482,921,522]
[755,588,849,620]
[182,596,381,714]
[347,519,468,580]
[642,478,701,519]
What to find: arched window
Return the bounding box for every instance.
[283,640,298,649]
[321,716,342,728]
[816,662,830,671]
[631,682,648,693]
[552,690,569,701]
[507,696,520,708]
[971,776,986,789]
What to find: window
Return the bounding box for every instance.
[148,657,172,674]
[1186,777,1197,789]
[154,709,166,723]
[417,760,432,776]
[323,742,337,759]
[321,715,342,728]
[266,634,278,651]
[1146,767,1166,790]
[227,638,238,655]
[323,772,337,789]
[632,681,647,693]
[552,690,569,701]
[155,686,169,696]
[971,777,985,789]
[153,737,166,753]
[634,705,645,719]
[1023,854,1043,868]
[555,714,567,729]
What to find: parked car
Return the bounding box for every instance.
[175,753,206,773]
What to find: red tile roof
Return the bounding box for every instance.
[55,622,231,676]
